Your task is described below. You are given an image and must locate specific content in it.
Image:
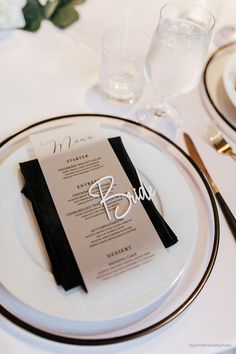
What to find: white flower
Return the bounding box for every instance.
[0,0,27,30]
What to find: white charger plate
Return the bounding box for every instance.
[0,114,219,344]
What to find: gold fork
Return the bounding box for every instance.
[210,130,236,159]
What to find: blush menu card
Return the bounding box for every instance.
[20,123,178,296]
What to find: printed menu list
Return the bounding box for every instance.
[30,123,163,295]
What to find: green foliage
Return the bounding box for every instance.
[22,0,85,32]
[43,0,59,19]
[51,4,79,28]
[23,0,44,32]
[72,0,86,4]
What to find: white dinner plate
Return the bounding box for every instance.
[0,114,219,344]
[223,53,236,107]
[202,42,236,141]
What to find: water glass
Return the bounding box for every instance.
[100,27,149,103]
[146,1,215,97]
[137,0,215,137]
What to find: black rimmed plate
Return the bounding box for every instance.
[0,114,219,345]
[203,42,236,141]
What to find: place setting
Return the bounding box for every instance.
[0,0,235,351]
[0,113,219,344]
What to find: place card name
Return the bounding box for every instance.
[89,173,156,220]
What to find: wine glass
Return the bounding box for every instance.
[137,0,215,136]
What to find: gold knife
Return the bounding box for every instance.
[183,132,236,239]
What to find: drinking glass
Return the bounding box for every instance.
[100,27,149,103]
[137,0,215,136]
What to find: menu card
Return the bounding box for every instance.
[30,124,166,295]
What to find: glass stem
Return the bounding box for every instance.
[154,96,167,117]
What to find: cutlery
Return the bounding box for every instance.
[209,129,236,159]
[183,132,236,239]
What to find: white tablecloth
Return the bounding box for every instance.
[0,1,236,353]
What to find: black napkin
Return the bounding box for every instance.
[20,137,178,291]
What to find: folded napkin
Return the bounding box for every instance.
[20,137,178,291]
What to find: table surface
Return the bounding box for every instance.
[0,1,236,354]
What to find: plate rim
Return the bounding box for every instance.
[222,52,236,107]
[203,41,236,132]
[0,113,220,346]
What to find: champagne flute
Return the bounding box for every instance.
[137,0,215,136]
